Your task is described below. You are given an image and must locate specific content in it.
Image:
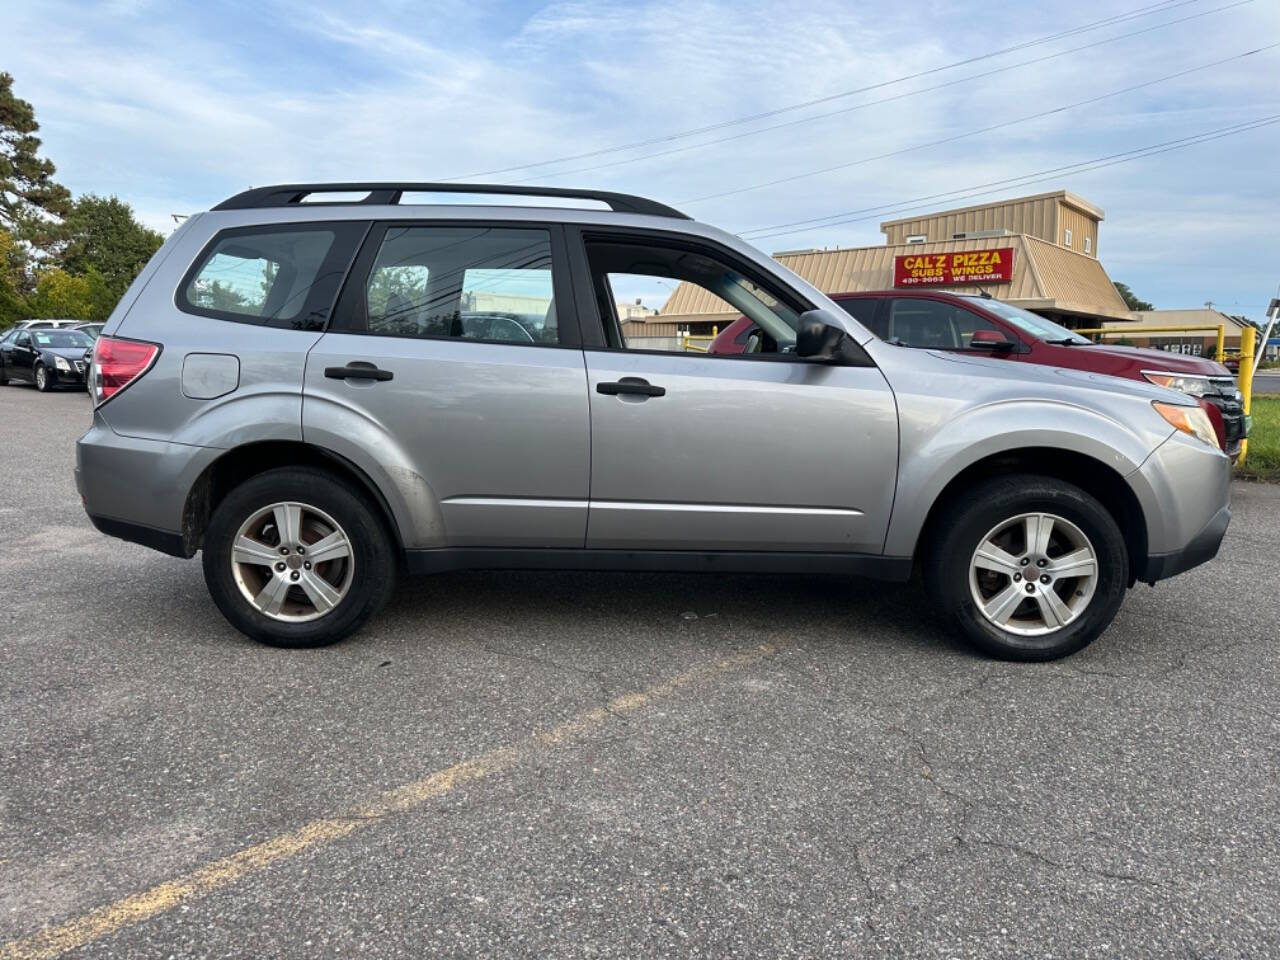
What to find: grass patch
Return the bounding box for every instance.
[1238,394,1280,482]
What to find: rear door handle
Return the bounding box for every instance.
[596,377,665,397]
[325,363,393,382]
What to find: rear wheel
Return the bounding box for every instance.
[34,363,50,391]
[202,467,396,647]
[926,475,1127,661]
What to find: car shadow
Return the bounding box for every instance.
[379,568,974,660]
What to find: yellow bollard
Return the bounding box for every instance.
[1239,325,1256,463]
[1215,324,1225,363]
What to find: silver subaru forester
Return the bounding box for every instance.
[76,183,1230,661]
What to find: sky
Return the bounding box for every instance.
[2,0,1278,318]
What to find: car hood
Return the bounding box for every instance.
[1059,342,1232,377]
[40,346,90,361]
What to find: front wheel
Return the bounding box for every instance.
[34,363,51,391]
[202,467,396,647]
[926,475,1127,661]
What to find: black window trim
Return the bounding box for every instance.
[563,224,872,366]
[175,220,371,331]
[327,219,585,350]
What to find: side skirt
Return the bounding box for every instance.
[404,547,913,580]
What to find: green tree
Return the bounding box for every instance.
[0,72,71,250]
[0,227,27,327]
[27,265,113,320]
[59,194,163,305]
[1113,281,1154,312]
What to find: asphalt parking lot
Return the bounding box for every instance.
[2,385,1278,959]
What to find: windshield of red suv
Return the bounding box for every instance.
[975,298,1093,345]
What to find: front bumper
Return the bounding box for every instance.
[1131,431,1232,584]
[1137,503,1230,583]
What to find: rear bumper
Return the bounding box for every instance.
[1137,503,1230,583]
[76,416,217,557]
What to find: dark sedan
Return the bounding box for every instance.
[0,327,95,391]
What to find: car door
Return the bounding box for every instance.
[567,227,899,554]
[302,220,591,549]
[0,330,16,379]
[11,331,35,381]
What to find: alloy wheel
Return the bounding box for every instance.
[968,512,1098,637]
[230,501,354,622]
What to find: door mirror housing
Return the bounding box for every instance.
[795,309,852,362]
[969,329,1017,352]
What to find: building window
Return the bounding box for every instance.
[1064,228,1073,248]
[905,234,927,244]
[1084,236,1092,254]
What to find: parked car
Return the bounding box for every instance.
[710,291,1247,457]
[0,327,94,390]
[11,318,84,331]
[72,322,104,340]
[76,182,1230,661]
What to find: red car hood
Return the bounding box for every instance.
[1062,343,1232,378]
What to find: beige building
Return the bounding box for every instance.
[635,190,1133,339]
[881,190,1103,257]
[1098,308,1254,358]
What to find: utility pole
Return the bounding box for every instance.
[1256,295,1280,375]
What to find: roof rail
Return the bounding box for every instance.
[211,182,690,219]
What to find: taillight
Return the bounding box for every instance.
[92,336,160,405]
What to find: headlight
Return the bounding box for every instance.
[1153,401,1219,448]
[1143,371,1213,397]
[54,356,71,371]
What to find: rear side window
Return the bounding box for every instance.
[179,222,366,330]
[338,225,562,345]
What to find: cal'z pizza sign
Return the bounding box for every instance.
[893,248,1015,287]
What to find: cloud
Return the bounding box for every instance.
[0,0,1275,315]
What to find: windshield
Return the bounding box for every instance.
[32,331,94,348]
[976,299,1092,344]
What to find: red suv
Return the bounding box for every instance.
[709,290,1247,456]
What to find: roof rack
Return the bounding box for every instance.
[212,182,690,219]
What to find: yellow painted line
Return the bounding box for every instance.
[0,643,783,960]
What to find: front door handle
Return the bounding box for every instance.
[597,377,665,398]
[325,362,393,382]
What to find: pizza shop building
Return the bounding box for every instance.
[636,190,1134,339]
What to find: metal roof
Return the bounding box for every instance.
[658,233,1132,322]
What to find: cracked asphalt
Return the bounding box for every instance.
[2,385,1279,959]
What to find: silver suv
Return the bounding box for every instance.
[76,183,1231,660]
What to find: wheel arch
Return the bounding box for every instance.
[911,447,1148,585]
[181,440,405,557]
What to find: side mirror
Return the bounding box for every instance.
[795,310,850,361]
[969,329,1017,352]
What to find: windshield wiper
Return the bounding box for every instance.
[1044,337,1090,346]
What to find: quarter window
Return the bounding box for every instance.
[350,226,560,345]
[180,223,366,330]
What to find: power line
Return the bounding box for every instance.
[441,0,1215,181]
[737,115,1280,242]
[510,0,1253,186]
[679,42,1279,206]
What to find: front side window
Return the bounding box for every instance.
[180,222,366,330]
[349,226,560,345]
[583,236,804,355]
[883,299,1005,350]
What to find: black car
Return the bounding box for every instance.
[0,327,95,391]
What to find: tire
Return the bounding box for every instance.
[925,474,1127,662]
[202,467,396,648]
[0,364,8,386]
[34,363,50,392]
